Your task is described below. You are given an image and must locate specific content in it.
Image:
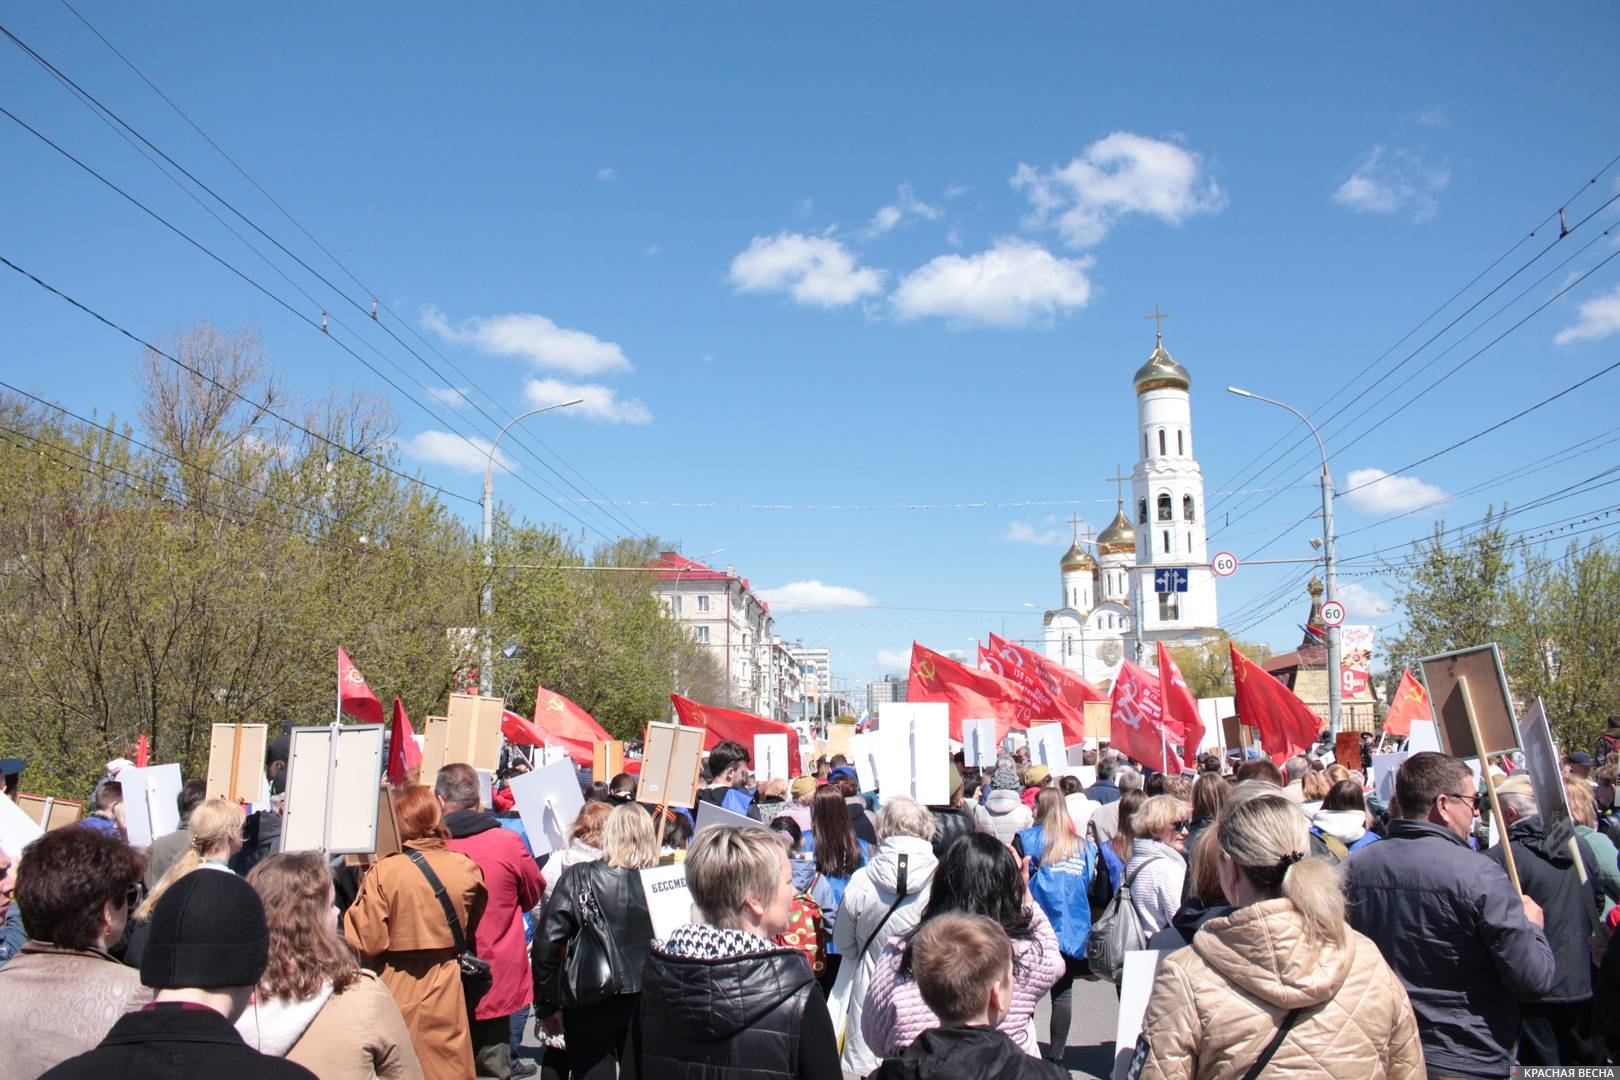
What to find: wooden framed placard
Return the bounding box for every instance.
[343,781,403,868]
[205,722,268,802]
[16,793,83,831]
[593,740,624,783]
[637,722,704,808]
[280,724,386,855]
[1419,644,1520,760]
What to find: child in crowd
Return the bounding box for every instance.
[866,913,1067,1080]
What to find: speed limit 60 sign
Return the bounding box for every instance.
[1211,551,1238,577]
[1320,599,1346,627]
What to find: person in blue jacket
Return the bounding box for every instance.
[1013,787,1096,1066]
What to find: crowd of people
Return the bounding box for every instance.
[2,723,1620,1079]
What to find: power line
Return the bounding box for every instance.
[0,104,621,539]
[1205,150,1620,525]
[10,16,651,543]
[0,253,478,508]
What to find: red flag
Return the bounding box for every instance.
[386,697,422,786]
[1109,659,1175,773]
[1231,644,1322,763]
[134,734,149,769]
[908,641,1021,743]
[337,648,384,726]
[985,633,1089,744]
[1382,669,1430,738]
[1157,641,1204,769]
[523,685,613,767]
[670,694,804,777]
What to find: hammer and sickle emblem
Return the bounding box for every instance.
[914,658,936,683]
[544,696,565,713]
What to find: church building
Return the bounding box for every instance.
[1043,321,1222,686]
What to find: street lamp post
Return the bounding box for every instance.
[1227,387,1342,738]
[481,399,583,695]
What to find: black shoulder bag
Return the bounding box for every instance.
[857,854,910,959]
[407,850,493,1008]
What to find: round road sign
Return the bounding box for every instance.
[1211,551,1239,577]
[1320,599,1347,627]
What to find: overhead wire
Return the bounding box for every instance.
[7,16,651,543]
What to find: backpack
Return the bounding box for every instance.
[1088,849,1118,922]
[775,883,828,978]
[1085,856,1162,984]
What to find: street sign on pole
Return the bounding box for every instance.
[1320,600,1346,627]
[1153,568,1189,594]
[1211,551,1239,577]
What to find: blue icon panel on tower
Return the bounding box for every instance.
[1155,568,1189,594]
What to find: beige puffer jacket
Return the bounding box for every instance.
[1136,898,1424,1080]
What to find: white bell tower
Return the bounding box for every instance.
[1129,308,1218,639]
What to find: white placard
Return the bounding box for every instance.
[539,745,573,768]
[878,702,950,805]
[1076,765,1099,789]
[280,726,386,855]
[1372,752,1409,802]
[1027,723,1068,775]
[963,719,998,768]
[639,863,695,939]
[848,732,884,794]
[510,759,585,858]
[1066,793,1100,837]
[753,734,789,783]
[476,769,494,811]
[1406,718,1441,753]
[1519,699,1572,830]
[1113,949,1170,1080]
[694,799,764,834]
[116,763,183,849]
[0,790,44,860]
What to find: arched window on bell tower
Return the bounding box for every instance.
[1183,494,1195,522]
[1157,493,1172,522]
[1177,429,1185,455]
[1158,429,1167,456]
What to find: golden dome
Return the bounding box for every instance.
[1133,336,1191,394]
[1096,505,1136,555]
[1060,541,1094,573]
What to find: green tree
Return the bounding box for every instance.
[1168,634,1272,698]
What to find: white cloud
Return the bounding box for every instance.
[425,386,470,408]
[1003,519,1063,545]
[645,244,661,257]
[1410,106,1448,127]
[596,166,617,181]
[793,196,815,220]
[1336,582,1395,617]
[865,183,944,238]
[891,239,1093,328]
[757,580,876,613]
[1333,146,1449,220]
[944,183,970,199]
[876,648,910,669]
[727,232,886,308]
[523,377,651,425]
[945,227,963,247]
[1012,132,1226,248]
[423,307,630,376]
[1343,467,1450,514]
[404,431,514,474]
[1555,283,1620,345]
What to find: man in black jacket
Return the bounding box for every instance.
[42,869,314,1079]
[1489,774,1601,1065]
[1345,752,1557,1079]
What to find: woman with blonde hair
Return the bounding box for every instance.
[1135,792,1424,1079]
[123,797,245,966]
[1300,770,1333,814]
[533,803,658,1080]
[240,852,422,1079]
[1126,795,1190,938]
[1015,786,1099,1065]
[344,785,487,1080]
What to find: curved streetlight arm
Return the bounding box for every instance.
[1226,386,1342,738]
[480,398,583,694]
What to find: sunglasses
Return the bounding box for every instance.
[1443,791,1484,811]
[124,883,142,910]
[1174,820,1192,832]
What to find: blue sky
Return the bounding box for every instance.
[4,3,1619,696]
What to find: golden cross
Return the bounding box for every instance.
[1104,466,1130,506]
[1067,514,1085,543]
[1145,304,1170,344]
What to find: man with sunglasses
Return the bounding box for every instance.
[1346,751,1556,1080]
[0,827,152,1075]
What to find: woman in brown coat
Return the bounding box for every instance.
[345,785,488,1080]
[1134,788,1424,1080]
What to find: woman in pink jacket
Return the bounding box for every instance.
[861,832,1063,1058]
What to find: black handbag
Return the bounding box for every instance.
[407,850,493,1008]
[559,887,622,1008]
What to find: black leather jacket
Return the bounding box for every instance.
[928,806,976,858]
[531,859,654,1015]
